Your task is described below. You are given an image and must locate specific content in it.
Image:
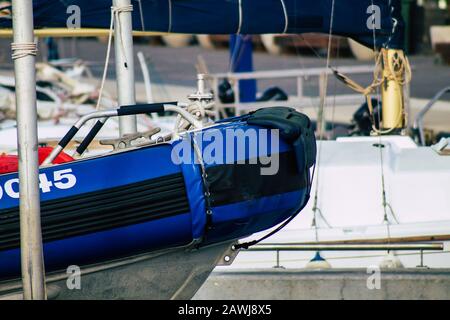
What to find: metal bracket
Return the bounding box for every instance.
[99,127,161,150]
[216,242,240,266]
[188,74,214,102]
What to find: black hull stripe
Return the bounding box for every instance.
[0,175,184,221]
[0,173,190,251]
[0,182,186,231]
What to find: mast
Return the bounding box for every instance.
[11,0,46,299]
[113,0,138,136]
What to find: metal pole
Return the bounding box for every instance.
[113,0,137,136]
[247,243,444,251]
[137,51,154,104]
[11,0,46,300]
[229,34,257,103]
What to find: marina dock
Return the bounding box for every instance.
[195,269,450,300]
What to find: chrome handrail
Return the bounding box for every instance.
[413,86,450,146]
[245,243,444,251]
[42,102,201,165]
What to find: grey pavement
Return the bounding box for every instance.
[194,268,450,300]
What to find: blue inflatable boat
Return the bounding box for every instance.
[0,105,315,281]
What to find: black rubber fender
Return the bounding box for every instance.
[246,107,316,173]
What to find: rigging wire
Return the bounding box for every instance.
[233,26,338,249]
[228,34,252,73]
[290,3,407,241]
[294,3,405,239]
[369,0,399,246]
[140,53,172,102]
[236,1,339,250]
[290,35,323,112]
[136,0,145,31]
[309,0,336,239]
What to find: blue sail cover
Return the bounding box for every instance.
[0,0,404,49]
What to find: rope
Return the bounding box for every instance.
[235,193,311,250]
[175,101,215,132]
[112,5,133,69]
[332,48,412,134]
[11,42,37,60]
[292,32,411,136]
[95,4,133,110]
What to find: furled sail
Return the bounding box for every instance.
[0,0,404,49]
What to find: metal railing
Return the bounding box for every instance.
[413,86,450,146]
[208,65,376,116]
[246,243,444,251]
[244,243,445,268]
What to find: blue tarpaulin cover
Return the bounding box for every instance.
[0,0,404,49]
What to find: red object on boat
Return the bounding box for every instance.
[0,147,74,174]
[0,154,19,175]
[37,147,74,164]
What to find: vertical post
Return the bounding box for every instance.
[229,34,257,103]
[113,0,137,136]
[233,78,240,116]
[11,0,46,300]
[275,250,280,268]
[137,52,154,104]
[296,77,304,100]
[317,72,327,134]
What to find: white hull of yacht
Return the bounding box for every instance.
[227,136,450,269]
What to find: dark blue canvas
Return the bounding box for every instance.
[0,0,404,49]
